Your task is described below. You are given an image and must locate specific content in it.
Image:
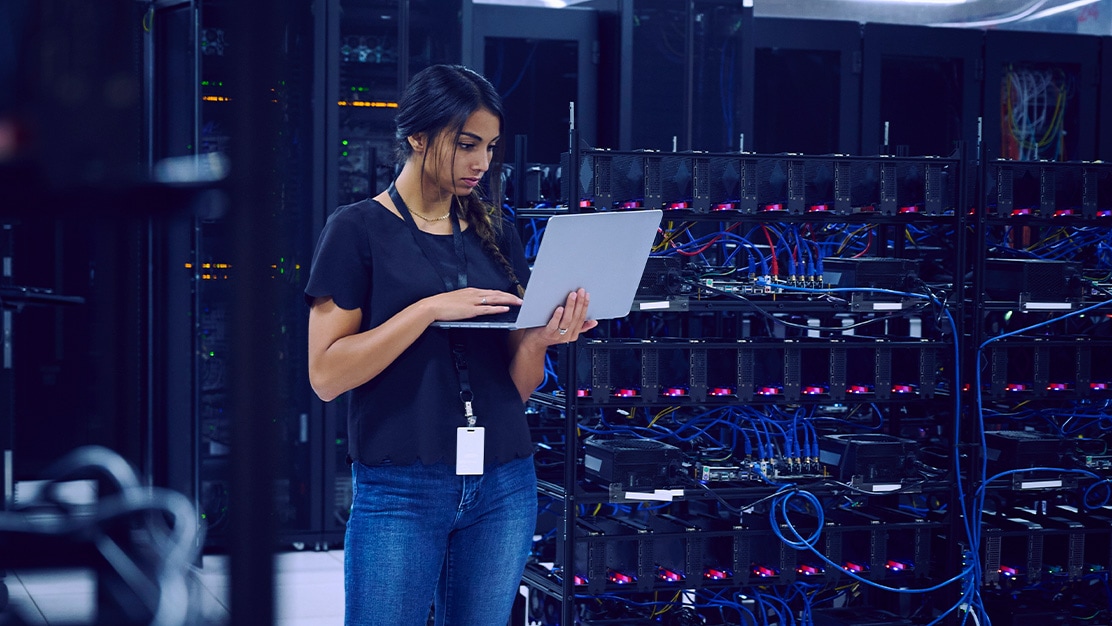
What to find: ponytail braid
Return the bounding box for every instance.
[458,192,525,298]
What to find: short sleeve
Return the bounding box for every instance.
[304,202,374,310]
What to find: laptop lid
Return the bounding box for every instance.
[433,209,662,330]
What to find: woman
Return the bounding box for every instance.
[305,64,596,626]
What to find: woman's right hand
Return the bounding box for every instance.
[424,287,523,322]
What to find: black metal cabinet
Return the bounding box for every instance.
[752,17,862,156]
[982,29,1101,163]
[860,23,982,159]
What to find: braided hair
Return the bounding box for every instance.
[394,64,524,297]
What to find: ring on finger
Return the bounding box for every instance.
[481,297,487,305]
[558,328,568,335]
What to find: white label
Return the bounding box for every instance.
[1020,479,1062,490]
[456,427,485,475]
[1023,302,1072,311]
[584,454,602,472]
[870,483,902,493]
[625,489,685,502]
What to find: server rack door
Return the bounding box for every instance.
[752,17,862,156]
[860,23,982,160]
[983,29,1100,163]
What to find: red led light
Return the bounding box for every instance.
[1047,382,1068,391]
[704,568,731,580]
[573,575,588,585]
[808,204,830,212]
[658,568,684,582]
[757,386,781,396]
[999,565,1018,578]
[663,387,688,397]
[885,560,911,572]
[579,200,592,208]
[667,201,690,210]
[608,570,635,584]
[762,203,785,212]
[709,387,734,396]
[1005,383,1027,392]
[1010,208,1032,216]
[796,564,823,576]
[892,384,914,394]
[752,565,778,578]
[802,386,826,395]
[713,202,737,211]
[576,388,591,397]
[1098,210,1112,217]
[843,562,867,573]
[621,200,643,209]
[858,205,877,213]
[612,388,639,397]
[1053,209,1075,217]
[848,385,871,394]
[898,205,920,214]
[1092,382,1109,391]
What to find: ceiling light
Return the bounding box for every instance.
[1025,0,1099,20]
[843,0,967,4]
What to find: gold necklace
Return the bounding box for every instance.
[410,208,451,222]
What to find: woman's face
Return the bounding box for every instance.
[423,107,501,197]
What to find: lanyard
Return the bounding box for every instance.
[388,182,467,291]
[388,182,475,426]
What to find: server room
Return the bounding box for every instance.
[3,0,1112,625]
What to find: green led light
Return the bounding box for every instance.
[209,351,215,357]
[342,151,348,157]
[342,140,349,146]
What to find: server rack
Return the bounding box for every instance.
[523,142,970,625]
[968,154,1112,622]
[148,0,325,551]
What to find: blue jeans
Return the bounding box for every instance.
[344,455,537,626]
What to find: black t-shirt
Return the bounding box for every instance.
[304,198,534,467]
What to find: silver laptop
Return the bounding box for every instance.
[433,209,662,330]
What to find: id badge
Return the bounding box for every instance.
[456,426,485,475]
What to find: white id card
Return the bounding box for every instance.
[456,427,485,475]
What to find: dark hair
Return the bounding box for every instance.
[394,64,522,296]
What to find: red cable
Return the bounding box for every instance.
[761,224,779,277]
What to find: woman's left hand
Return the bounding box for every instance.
[525,288,598,347]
